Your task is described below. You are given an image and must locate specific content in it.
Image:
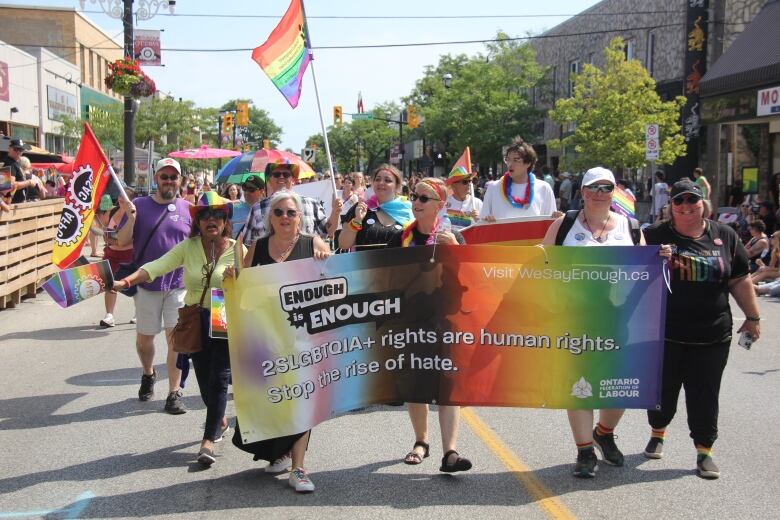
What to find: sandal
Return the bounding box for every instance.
[403,441,430,465]
[440,450,472,473]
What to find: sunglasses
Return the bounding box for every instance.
[584,184,615,193]
[273,208,299,218]
[198,208,227,220]
[409,193,440,203]
[159,174,180,181]
[672,195,702,205]
[270,171,292,179]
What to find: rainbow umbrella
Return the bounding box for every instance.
[215,149,315,185]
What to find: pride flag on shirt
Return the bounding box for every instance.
[42,260,114,308]
[251,0,311,108]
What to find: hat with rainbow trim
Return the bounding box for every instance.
[189,191,233,219]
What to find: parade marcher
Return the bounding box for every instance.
[559,172,573,211]
[339,164,413,251]
[385,178,471,474]
[230,190,330,492]
[117,158,191,414]
[643,178,760,479]
[745,220,770,272]
[96,195,133,328]
[693,167,711,201]
[541,167,665,478]
[242,161,339,246]
[480,138,555,221]
[338,174,360,225]
[230,174,266,239]
[443,165,482,231]
[115,192,242,466]
[223,183,241,202]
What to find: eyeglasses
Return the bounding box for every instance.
[198,208,228,220]
[504,156,526,165]
[409,193,440,203]
[273,208,299,218]
[270,170,292,179]
[584,184,615,194]
[159,174,180,181]
[672,195,702,205]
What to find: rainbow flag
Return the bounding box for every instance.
[611,186,636,218]
[251,0,311,108]
[42,260,113,308]
[460,217,554,246]
[445,147,472,185]
[210,289,228,339]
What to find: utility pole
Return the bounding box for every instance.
[122,0,135,185]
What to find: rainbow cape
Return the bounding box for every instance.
[251,0,311,108]
[611,186,636,218]
[42,260,113,308]
[445,147,472,185]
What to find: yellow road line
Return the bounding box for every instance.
[461,408,576,520]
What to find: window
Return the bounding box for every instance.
[568,61,580,97]
[624,40,635,61]
[647,33,655,76]
[588,53,595,65]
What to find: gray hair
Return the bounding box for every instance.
[261,189,305,238]
[19,156,32,171]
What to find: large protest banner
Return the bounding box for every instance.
[225,245,666,443]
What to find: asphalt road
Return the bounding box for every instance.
[0,289,778,519]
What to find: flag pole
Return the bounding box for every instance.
[301,1,338,199]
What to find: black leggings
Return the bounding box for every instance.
[191,311,231,442]
[647,340,730,448]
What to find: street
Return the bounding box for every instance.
[0,290,778,519]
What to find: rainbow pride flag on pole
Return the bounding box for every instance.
[42,260,114,308]
[445,147,472,185]
[611,186,636,218]
[251,0,311,108]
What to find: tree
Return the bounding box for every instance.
[219,99,282,149]
[548,37,687,172]
[136,97,200,154]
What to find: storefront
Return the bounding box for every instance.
[0,41,39,144]
[37,48,81,155]
[700,0,780,208]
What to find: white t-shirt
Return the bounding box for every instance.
[442,194,483,230]
[479,175,556,219]
[562,214,635,246]
[652,182,669,214]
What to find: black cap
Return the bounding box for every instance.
[9,138,25,150]
[243,174,266,189]
[670,178,702,200]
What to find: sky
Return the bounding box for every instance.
[5,0,600,152]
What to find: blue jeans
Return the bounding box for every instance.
[190,308,231,441]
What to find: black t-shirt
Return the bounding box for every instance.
[343,205,404,249]
[644,220,749,344]
[386,227,466,248]
[4,159,25,204]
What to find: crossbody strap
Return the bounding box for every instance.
[134,204,171,263]
[198,245,225,307]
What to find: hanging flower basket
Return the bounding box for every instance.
[105,58,157,98]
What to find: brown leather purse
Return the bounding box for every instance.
[172,251,221,354]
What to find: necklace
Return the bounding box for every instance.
[273,233,299,262]
[583,212,610,243]
[501,172,535,208]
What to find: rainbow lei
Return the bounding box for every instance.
[501,172,535,208]
[400,217,440,247]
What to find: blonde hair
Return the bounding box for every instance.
[19,157,32,172]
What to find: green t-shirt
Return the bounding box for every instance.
[695,176,710,199]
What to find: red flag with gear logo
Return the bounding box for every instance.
[52,123,112,268]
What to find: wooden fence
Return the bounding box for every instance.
[0,199,63,309]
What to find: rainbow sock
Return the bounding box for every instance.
[577,441,594,453]
[651,428,666,442]
[595,422,614,436]
[696,444,712,461]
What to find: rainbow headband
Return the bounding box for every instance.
[417,179,446,202]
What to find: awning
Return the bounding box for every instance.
[700,0,780,97]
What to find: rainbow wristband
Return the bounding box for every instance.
[349,219,363,231]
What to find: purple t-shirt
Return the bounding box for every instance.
[132,196,192,291]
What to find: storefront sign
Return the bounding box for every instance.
[757,86,780,117]
[701,90,757,124]
[134,30,161,66]
[682,0,708,142]
[47,86,78,120]
[0,61,8,102]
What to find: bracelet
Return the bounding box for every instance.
[349,218,363,231]
[121,278,133,288]
[745,316,761,322]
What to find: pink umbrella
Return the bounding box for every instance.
[168,144,241,160]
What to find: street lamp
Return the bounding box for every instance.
[442,73,453,89]
[80,0,175,186]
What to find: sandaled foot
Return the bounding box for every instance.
[440,450,472,473]
[403,441,430,465]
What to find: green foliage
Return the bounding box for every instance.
[220,99,283,149]
[548,37,687,171]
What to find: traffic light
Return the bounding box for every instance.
[333,105,343,127]
[222,112,234,133]
[263,138,270,149]
[407,105,420,129]
[236,102,249,127]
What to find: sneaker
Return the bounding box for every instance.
[214,424,230,443]
[573,449,598,478]
[644,437,664,459]
[592,427,624,466]
[289,467,315,493]
[129,316,137,324]
[696,455,720,479]
[265,453,292,473]
[197,447,216,467]
[164,390,187,415]
[99,314,115,328]
[138,370,156,401]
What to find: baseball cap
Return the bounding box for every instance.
[670,178,703,200]
[10,139,25,150]
[582,167,616,186]
[155,157,182,175]
[243,174,266,189]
